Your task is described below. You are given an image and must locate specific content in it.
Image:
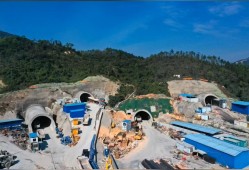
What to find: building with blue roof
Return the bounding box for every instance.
[231,101,249,115]
[0,119,23,129]
[179,93,194,98]
[171,121,221,135]
[184,134,249,169]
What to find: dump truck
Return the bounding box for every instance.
[0,151,16,169]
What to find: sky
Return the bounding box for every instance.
[0,1,249,62]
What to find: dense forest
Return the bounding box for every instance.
[0,32,249,106]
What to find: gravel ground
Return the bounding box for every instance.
[116,121,176,169]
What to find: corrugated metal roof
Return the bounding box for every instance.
[232,101,249,106]
[64,103,86,107]
[171,121,221,135]
[179,93,194,97]
[225,135,247,142]
[0,119,23,124]
[185,134,249,156]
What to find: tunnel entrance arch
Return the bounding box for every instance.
[23,104,55,132]
[31,116,52,132]
[74,91,94,103]
[80,93,92,102]
[198,93,219,106]
[134,109,152,121]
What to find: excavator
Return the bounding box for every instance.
[105,155,114,170]
[134,129,143,140]
[111,120,115,128]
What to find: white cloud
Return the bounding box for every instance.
[209,2,242,17]
[240,19,249,28]
[163,18,182,28]
[193,20,218,35]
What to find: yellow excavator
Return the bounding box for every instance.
[105,155,114,170]
[111,120,115,128]
[134,130,142,140]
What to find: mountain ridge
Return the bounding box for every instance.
[0,31,249,102]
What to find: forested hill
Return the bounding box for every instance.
[235,57,249,66]
[0,31,15,38]
[0,35,249,101]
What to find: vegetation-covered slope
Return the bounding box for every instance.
[0,35,249,104]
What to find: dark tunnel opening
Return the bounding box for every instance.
[32,116,51,132]
[80,93,91,102]
[205,95,218,105]
[135,111,151,121]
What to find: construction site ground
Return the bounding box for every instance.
[0,102,101,169]
[168,80,228,99]
[115,121,216,169]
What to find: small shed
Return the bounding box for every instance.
[63,103,86,113]
[176,142,195,154]
[122,120,131,132]
[70,109,85,118]
[179,93,198,103]
[231,101,249,115]
[0,119,23,129]
[29,133,38,143]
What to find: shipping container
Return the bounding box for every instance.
[63,103,86,113]
[70,109,85,118]
[201,115,209,121]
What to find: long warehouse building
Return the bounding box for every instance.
[184,134,249,169]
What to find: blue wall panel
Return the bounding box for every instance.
[234,151,249,169]
[185,138,236,168]
[232,104,249,115]
[63,103,86,113]
[70,109,85,118]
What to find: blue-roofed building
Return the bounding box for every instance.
[231,101,249,115]
[171,121,221,135]
[184,134,249,169]
[0,119,23,129]
[70,109,85,118]
[63,103,86,113]
[179,93,199,103]
[179,93,194,98]
[29,132,38,143]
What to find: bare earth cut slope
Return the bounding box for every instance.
[0,76,119,119]
[167,80,228,99]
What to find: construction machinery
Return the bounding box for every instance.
[0,150,16,169]
[111,121,115,128]
[105,155,114,170]
[60,136,72,145]
[83,113,90,126]
[134,130,142,140]
[70,134,80,146]
[31,142,39,152]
